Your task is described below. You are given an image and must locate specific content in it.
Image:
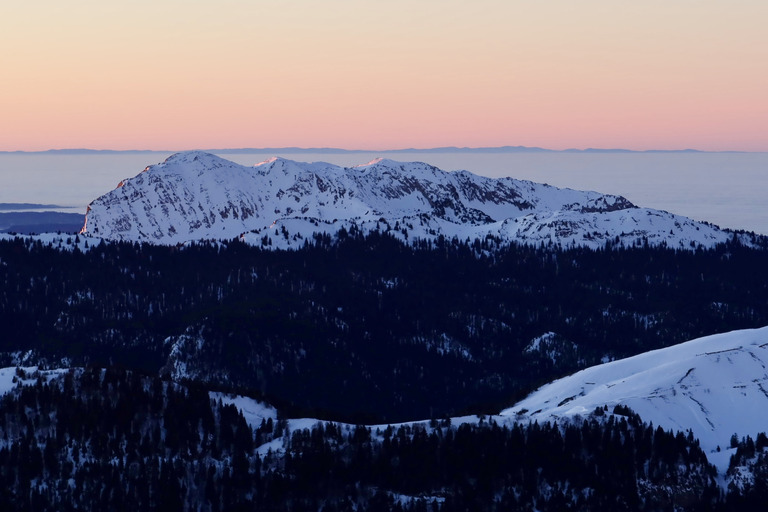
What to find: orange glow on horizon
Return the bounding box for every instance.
[1,0,766,152]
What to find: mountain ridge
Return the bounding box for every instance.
[80,151,740,249]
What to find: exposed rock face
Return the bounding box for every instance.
[81,151,732,249]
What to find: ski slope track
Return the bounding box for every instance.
[80,151,737,249]
[502,326,768,473]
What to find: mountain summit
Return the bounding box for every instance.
[81,151,732,248]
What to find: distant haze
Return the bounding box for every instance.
[1,151,767,235]
[2,1,766,151]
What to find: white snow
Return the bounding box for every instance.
[501,326,768,475]
[76,151,743,250]
[6,326,764,486]
[0,232,94,251]
[0,367,69,395]
[523,332,578,365]
[209,391,277,426]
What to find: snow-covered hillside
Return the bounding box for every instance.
[184,328,768,479]
[7,322,768,487]
[501,326,768,473]
[80,151,735,249]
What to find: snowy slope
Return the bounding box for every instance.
[210,391,277,427]
[501,326,768,473]
[80,151,736,249]
[0,367,69,395]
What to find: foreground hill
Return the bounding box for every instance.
[0,366,725,511]
[502,326,768,474]
[80,151,737,249]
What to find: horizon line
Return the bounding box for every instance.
[0,145,762,155]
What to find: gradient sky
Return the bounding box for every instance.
[2,0,766,151]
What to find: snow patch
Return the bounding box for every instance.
[209,392,277,427]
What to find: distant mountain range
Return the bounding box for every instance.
[2,146,752,155]
[0,210,84,235]
[80,151,743,249]
[0,203,69,211]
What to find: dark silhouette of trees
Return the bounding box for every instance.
[0,370,726,511]
[1,234,768,422]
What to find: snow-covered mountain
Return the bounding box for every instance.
[80,151,735,249]
[501,326,768,474]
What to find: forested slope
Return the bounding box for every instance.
[1,233,767,422]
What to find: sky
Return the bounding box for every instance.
[2,0,766,152]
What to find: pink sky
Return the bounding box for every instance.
[2,0,766,152]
